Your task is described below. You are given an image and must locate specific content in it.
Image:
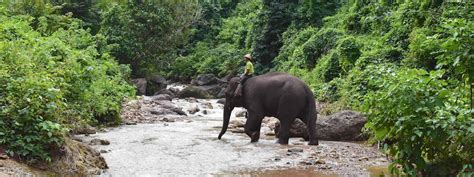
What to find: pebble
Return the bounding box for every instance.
[125,122,137,125]
[90,139,110,145]
[292,142,304,145]
[202,103,213,109]
[265,131,275,136]
[316,159,326,164]
[358,157,369,161]
[287,148,303,153]
[100,150,108,153]
[164,123,169,126]
[161,117,175,122]
[230,128,245,133]
[71,136,83,142]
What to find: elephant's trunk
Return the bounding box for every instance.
[218,103,233,140]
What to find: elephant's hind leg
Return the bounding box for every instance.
[276,117,295,145]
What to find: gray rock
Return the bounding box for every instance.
[275,118,309,140]
[90,139,110,146]
[0,154,9,160]
[192,74,219,86]
[146,75,167,96]
[288,148,303,153]
[150,108,177,115]
[274,110,368,141]
[230,128,245,133]
[202,102,213,109]
[177,86,211,99]
[230,119,246,128]
[188,106,200,114]
[131,78,147,96]
[125,122,137,125]
[73,125,97,135]
[235,110,247,117]
[151,94,172,101]
[196,84,223,98]
[154,89,175,98]
[168,87,180,94]
[317,110,367,141]
[217,98,226,104]
[316,159,326,164]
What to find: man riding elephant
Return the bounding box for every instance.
[234,54,254,97]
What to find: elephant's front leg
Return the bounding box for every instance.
[244,111,263,143]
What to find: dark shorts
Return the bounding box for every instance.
[240,74,253,84]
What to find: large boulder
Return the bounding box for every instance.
[196,85,223,98]
[273,110,367,141]
[317,110,367,141]
[275,119,309,141]
[146,75,167,96]
[131,78,147,96]
[192,74,219,86]
[176,86,211,99]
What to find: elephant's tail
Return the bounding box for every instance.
[305,87,319,145]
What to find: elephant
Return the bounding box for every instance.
[217,72,319,145]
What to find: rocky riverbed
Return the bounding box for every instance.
[74,86,390,176]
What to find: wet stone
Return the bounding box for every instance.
[160,117,175,122]
[188,106,200,114]
[316,159,326,164]
[125,121,137,125]
[202,102,213,109]
[230,128,245,133]
[90,139,110,146]
[288,148,303,153]
[0,154,9,160]
[71,136,83,142]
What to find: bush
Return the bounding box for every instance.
[0,13,134,161]
[169,42,245,79]
[362,68,473,176]
[335,36,361,74]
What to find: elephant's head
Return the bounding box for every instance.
[218,77,243,140]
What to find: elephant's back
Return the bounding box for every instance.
[249,72,310,99]
[251,72,308,90]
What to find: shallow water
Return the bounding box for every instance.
[82,98,389,176]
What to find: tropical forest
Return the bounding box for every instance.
[0,0,472,176]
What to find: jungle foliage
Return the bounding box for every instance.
[0,0,472,175]
[0,3,134,162]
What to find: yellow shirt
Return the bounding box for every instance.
[245,61,254,75]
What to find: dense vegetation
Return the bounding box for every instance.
[0,0,472,175]
[0,2,134,162]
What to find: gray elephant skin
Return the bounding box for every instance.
[218,72,319,145]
